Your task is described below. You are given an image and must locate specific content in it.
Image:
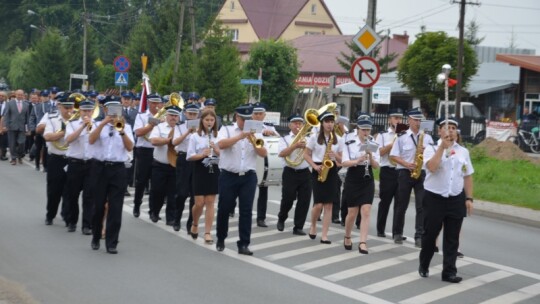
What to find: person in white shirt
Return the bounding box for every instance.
[276,114,312,235]
[341,116,380,254]
[374,109,404,237]
[304,111,343,244]
[418,117,474,283]
[148,105,181,229]
[187,110,221,244]
[88,96,134,254]
[63,99,97,235]
[389,107,434,247]
[215,104,267,255]
[132,94,164,218]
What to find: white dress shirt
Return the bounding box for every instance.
[92,123,134,162]
[279,132,309,169]
[44,113,68,156]
[187,131,218,160]
[217,123,263,173]
[306,134,343,163]
[133,112,154,148]
[65,119,95,160]
[423,141,474,197]
[342,135,380,164]
[375,127,397,167]
[389,129,433,169]
[173,122,193,153]
[149,122,175,164]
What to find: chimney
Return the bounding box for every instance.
[392,31,409,45]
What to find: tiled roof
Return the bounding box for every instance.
[290,35,352,74]
[496,54,540,73]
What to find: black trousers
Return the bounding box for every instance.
[64,159,93,229]
[216,170,257,247]
[0,132,8,157]
[133,147,153,208]
[25,131,34,154]
[34,134,47,169]
[91,161,127,250]
[376,167,399,234]
[256,186,268,221]
[149,161,176,222]
[278,167,312,230]
[7,130,25,160]
[393,169,425,239]
[419,190,465,278]
[45,154,68,221]
[175,152,194,229]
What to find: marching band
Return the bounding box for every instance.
[1,86,474,283]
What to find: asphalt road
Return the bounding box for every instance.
[1,158,539,304]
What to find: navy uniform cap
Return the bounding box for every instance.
[388,108,404,117]
[134,93,141,100]
[147,94,162,103]
[436,116,459,127]
[79,99,95,110]
[55,92,68,103]
[288,114,304,123]
[50,86,60,93]
[252,102,267,113]
[407,107,424,120]
[188,92,200,100]
[104,95,121,106]
[235,104,253,119]
[184,103,200,113]
[204,98,217,106]
[317,111,334,122]
[40,89,50,97]
[121,91,133,99]
[356,116,373,129]
[166,105,182,116]
[88,90,98,97]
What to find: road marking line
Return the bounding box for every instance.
[265,243,340,261]
[294,243,396,272]
[324,252,418,282]
[465,256,540,280]
[399,270,513,304]
[359,261,472,294]
[249,230,339,251]
[478,282,540,304]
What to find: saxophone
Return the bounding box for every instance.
[410,132,424,179]
[318,132,334,182]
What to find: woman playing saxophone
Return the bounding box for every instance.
[304,111,343,244]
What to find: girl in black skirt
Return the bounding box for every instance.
[341,116,380,254]
[187,110,220,244]
[304,111,343,244]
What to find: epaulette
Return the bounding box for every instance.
[397,130,407,136]
[49,112,59,119]
[345,139,356,145]
[345,129,355,134]
[379,130,387,134]
[263,122,274,127]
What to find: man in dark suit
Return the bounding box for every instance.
[29,89,53,171]
[0,91,8,160]
[0,89,30,165]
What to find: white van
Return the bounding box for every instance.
[436,101,486,144]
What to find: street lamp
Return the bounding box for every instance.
[437,64,452,131]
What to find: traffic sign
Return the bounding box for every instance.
[70,73,88,80]
[115,72,129,86]
[113,55,131,72]
[240,79,263,85]
[349,56,380,88]
[352,25,382,55]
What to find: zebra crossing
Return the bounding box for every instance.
[122,194,540,304]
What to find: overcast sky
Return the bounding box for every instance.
[325,0,540,54]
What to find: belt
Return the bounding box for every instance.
[285,166,310,173]
[101,161,124,167]
[221,169,255,176]
[381,166,396,170]
[177,151,187,156]
[67,157,91,164]
[137,147,154,151]
[49,153,66,159]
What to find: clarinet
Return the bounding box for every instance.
[207,127,214,174]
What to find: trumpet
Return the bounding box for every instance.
[248,132,264,149]
[114,116,125,132]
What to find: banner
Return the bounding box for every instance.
[486,121,517,141]
[138,73,151,113]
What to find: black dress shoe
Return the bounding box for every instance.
[150,214,159,223]
[216,240,225,252]
[106,247,118,254]
[67,224,76,232]
[394,234,403,244]
[419,266,429,278]
[457,251,464,258]
[166,221,174,226]
[82,227,92,235]
[173,224,180,231]
[442,275,462,283]
[344,236,352,250]
[238,246,253,256]
[320,239,331,244]
[292,229,306,236]
[377,232,386,238]
[124,190,131,197]
[257,220,267,228]
[229,211,234,218]
[308,233,316,240]
[45,218,53,225]
[91,239,100,250]
[277,221,284,231]
[133,206,140,218]
[358,242,368,254]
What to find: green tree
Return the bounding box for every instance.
[465,20,485,47]
[26,30,70,90]
[7,49,34,90]
[397,31,478,111]
[338,39,398,74]
[244,39,299,114]
[196,22,245,116]
[93,59,115,92]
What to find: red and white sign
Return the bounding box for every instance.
[350,56,380,88]
[296,74,351,87]
[486,121,517,141]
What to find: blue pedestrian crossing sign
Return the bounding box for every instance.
[115,72,129,86]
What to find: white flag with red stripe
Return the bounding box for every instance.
[138,73,151,113]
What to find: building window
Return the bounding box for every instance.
[228,29,239,41]
[305,31,321,36]
[311,4,317,15]
[231,1,235,11]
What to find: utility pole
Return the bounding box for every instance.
[82,0,87,77]
[173,0,186,85]
[189,0,196,54]
[453,0,480,118]
[361,0,376,114]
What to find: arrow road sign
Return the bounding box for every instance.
[115,72,129,86]
[349,56,381,88]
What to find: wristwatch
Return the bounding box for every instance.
[466,197,473,202]
[119,132,125,136]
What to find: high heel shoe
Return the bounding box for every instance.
[344,236,352,250]
[204,233,213,244]
[190,224,198,240]
[358,242,368,254]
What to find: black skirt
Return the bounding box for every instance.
[344,165,375,207]
[191,159,219,195]
[311,162,339,204]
